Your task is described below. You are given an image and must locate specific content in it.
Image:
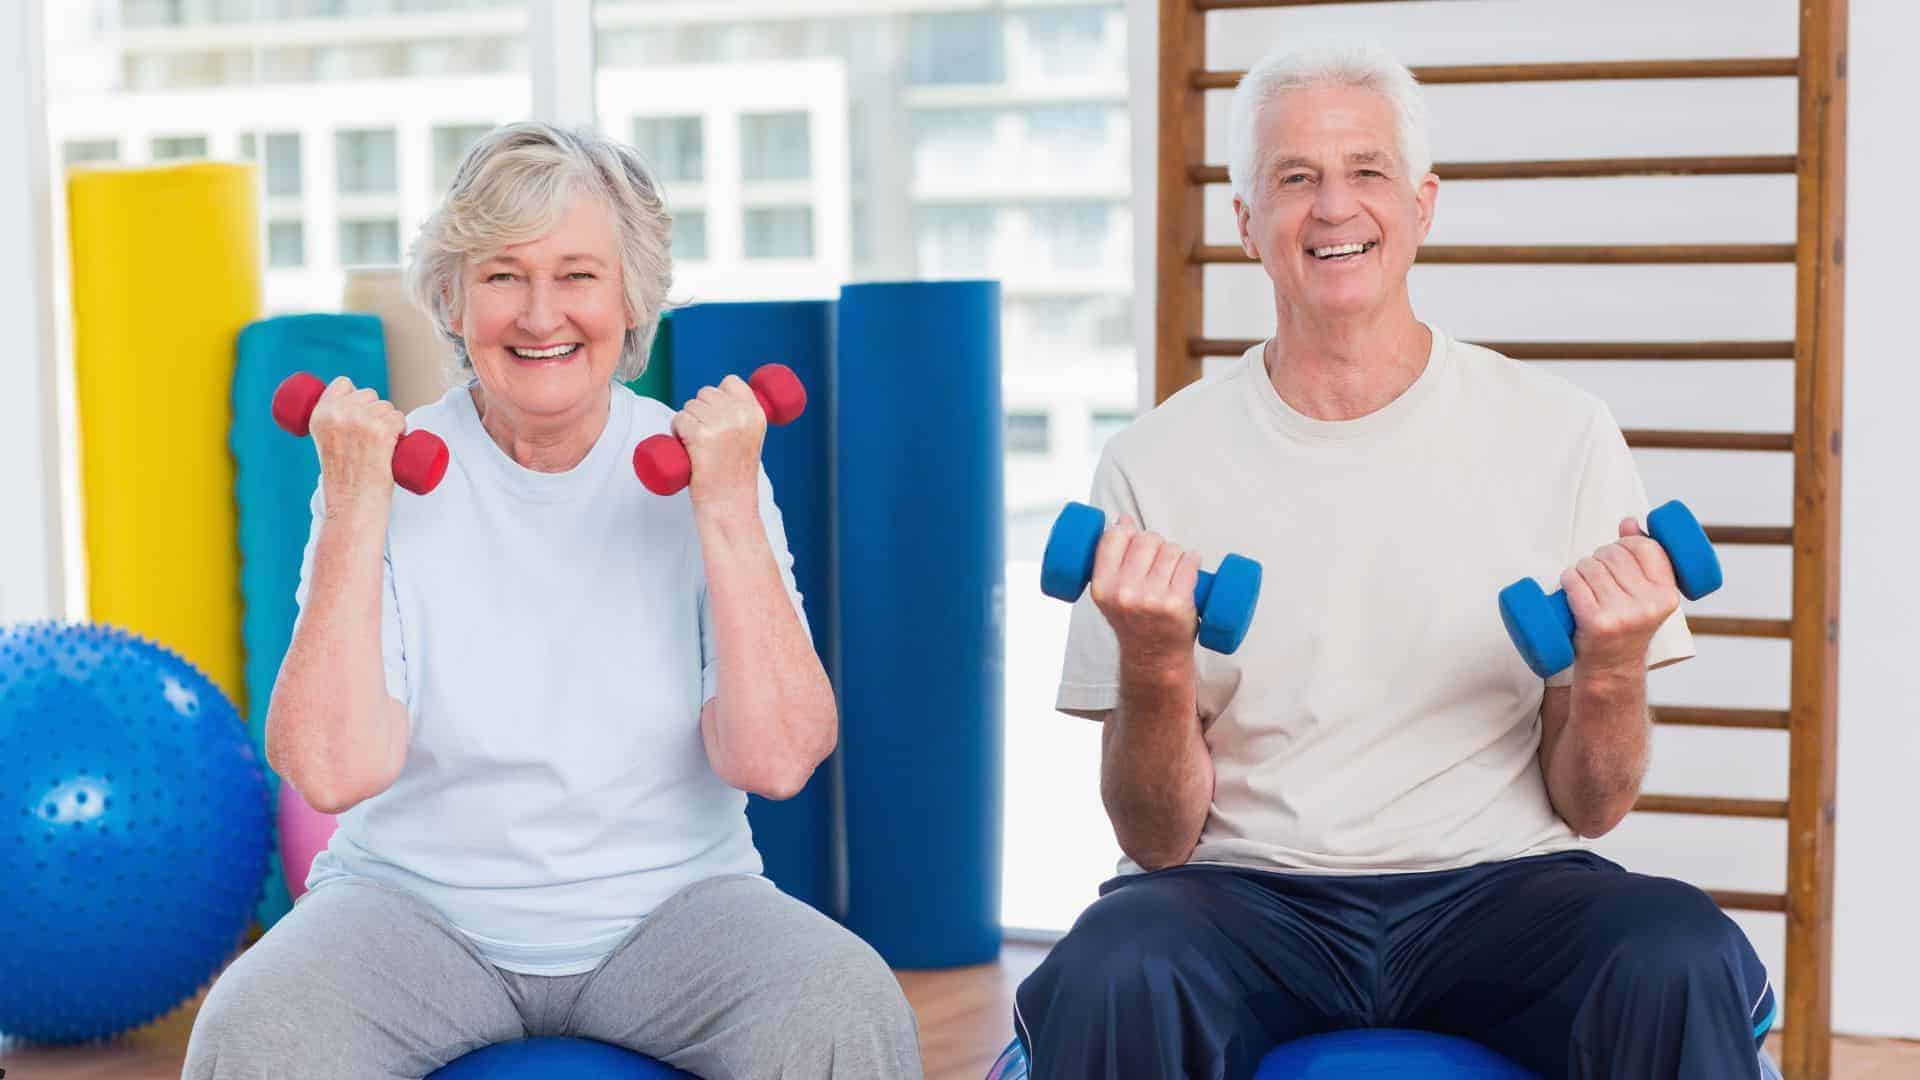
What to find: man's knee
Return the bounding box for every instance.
[1591,877,1758,994]
[1021,873,1225,1019]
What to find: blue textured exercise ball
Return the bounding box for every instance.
[0,622,271,1043]
[1256,1029,1540,1078]
[430,1038,699,1078]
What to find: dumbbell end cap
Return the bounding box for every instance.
[633,435,692,495]
[1499,578,1573,679]
[750,364,808,426]
[1647,499,1723,600]
[1197,554,1262,655]
[271,372,327,437]
[393,430,449,495]
[1040,501,1107,602]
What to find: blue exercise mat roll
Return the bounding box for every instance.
[669,300,841,920]
[836,280,1004,967]
[230,313,389,928]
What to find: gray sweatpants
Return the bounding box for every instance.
[183,873,922,1079]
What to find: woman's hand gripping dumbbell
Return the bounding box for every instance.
[1041,501,1263,655]
[272,373,449,495]
[1498,499,1723,678]
[633,364,807,495]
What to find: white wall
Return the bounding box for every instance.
[1127,0,1917,1039]
[0,0,64,625]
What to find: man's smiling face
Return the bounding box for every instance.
[1235,83,1437,322]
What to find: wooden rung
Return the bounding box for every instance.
[1192,58,1800,91]
[1690,616,1792,638]
[1186,338,1795,361]
[1709,889,1790,913]
[1635,794,1789,818]
[1480,341,1796,360]
[1654,706,1792,730]
[1191,244,1795,264]
[1622,430,1793,451]
[1193,0,1411,10]
[1704,525,1793,545]
[1188,156,1796,185]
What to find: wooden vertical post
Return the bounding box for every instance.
[1154,0,1205,403]
[1785,0,1846,1076]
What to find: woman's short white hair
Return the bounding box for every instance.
[1227,41,1431,202]
[407,120,673,383]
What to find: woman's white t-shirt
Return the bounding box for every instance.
[296,380,807,975]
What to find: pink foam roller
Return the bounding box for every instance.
[277,781,338,902]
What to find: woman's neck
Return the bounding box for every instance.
[469,382,612,473]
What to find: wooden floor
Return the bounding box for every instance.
[5,942,1918,1079]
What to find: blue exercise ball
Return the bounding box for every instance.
[0,622,271,1043]
[1256,1029,1540,1078]
[430,1038,698,1078]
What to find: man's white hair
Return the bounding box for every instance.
[1227,41,1432,202]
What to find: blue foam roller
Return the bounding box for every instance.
[836,280,1003,968]
[1255,1029,1540,1078]
[668,300,840,919]
[429,1037,697,1078]
[230,313,389,928]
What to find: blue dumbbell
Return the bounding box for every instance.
[1498,499,1724,678]
[1040,501,1263,655]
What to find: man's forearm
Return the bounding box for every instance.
[1547,664,1652,837]
[1101,655,1213,871]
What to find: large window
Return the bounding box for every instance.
[740,112,812,182]
[633,116,704,183]
[336,129,399,194]
[45,2,530,318]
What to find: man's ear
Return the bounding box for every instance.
[1235,194,1259,261]
[1413,172,1439,244]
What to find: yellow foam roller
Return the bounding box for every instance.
[68,162,261,708]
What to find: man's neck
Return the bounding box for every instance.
[1264,301,1433,422]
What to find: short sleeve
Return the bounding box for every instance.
[292,481,409,706]
[1550,402,1697,688]
[699,465,811,705]
[1053,450,1142,716]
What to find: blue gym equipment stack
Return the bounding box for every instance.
[836,280,1004,968]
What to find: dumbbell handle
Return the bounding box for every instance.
[633,364,807,495]
[271,373,448,496]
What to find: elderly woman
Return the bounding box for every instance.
[184,122,921,1079]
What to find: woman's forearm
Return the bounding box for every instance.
[695,499,837,799]
[266,499,409,814]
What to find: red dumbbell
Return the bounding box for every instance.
[272,372,450,496]
[633,364,807,495]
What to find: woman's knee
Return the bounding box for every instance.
[182,946,312,1079]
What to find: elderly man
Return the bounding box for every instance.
[1013,44,1774,1080]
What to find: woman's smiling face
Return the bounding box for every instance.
[454,192,633,420]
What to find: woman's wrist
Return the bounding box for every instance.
[692,492,763,541]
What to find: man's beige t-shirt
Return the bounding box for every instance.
[1057,327,1693,876]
